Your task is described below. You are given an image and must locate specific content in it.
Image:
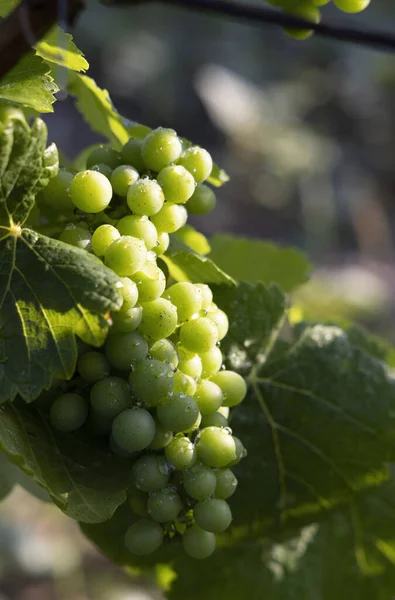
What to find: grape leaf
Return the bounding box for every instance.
[0,53,58,113]
[0,401,131,522]
[35,26,88,72]
[209,234,311,292]
[163,235,236,286]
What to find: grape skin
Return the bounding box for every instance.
[69,170,113,213]
[183,525,216,559]
[112,408,156,453]
[124,519,163,555]
[50,393,88,432]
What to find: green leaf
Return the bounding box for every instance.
[209,234,312,292]
[0,0,18,17]
[0,401,131,522]
[163,236,236,287]
[0,53,58,113]
[68,74,129,149]
[35,26,88,72]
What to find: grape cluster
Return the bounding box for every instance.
[42,128,247,560]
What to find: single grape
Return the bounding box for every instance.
[105,331,148,370]
[177,347,203,379]
[117,215,158,250]
[105,235,147,277]
[194,498,232,533]
[214,469,238,499]
[138,298,178,340]
[210,371,247,407]
[129,487,148,517]
[150,339,178,366]
[119,277,139,309]
[150,202,187,233]
[124,519,163,555]
[180,317,218,353]
[121,138,146,172]
[201,411,228,428]
[111,165,139,196]
[91,224,120,257]
[86,146,120,169]
[165,435,196,470]
[148,421,173,449]
[147,488,183,522]
[194,284,213,308]
[112,408,156,452]
[200,346,223,378]
[90,376,130,418]
[333,0,370,12]
[132,454,170,492]
[173,370,198,396]
[207,307,229,340]
[42,169,74,212]
[142,128,183,172]
[127,178,164,216]
[132,263,166,302]
[90,163,113,179]
[227,436,247,466]
[164,282,203,322]
[182,525,216,559]
[59,224,92,250]
[157,164,195,204]
[157,393,200,432]
[194,380,223,416]
[50,393,88,432]
[111,306,143,332]
[186,184,216,215]
[69,170,112,213]
[176,225,211,255]
[183,463,217,501]
[178,146,213,183]
[129,359,174,406]
[197,427,236,468]
[78,351,110,382]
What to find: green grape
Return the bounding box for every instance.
[129,487,148,517]
[42,169,74,212]
[129,359,174,406]
[284,5,320,40]
[91,224,120,257]
[218,406,229,418]
[124,519,163,555]
[111,306,143,332]
[142,127,183,172]
[157,164,195,204]
[178,146,213,183]
[157,393,200,432]
[333,0,370,12]
[148,421,173,449]
[194,498,232,533]
[111,165,139,196]
[50,393,88,432]
[120,277,139,308]
[121,138,146,172]
[173,370,197,396]
[105,235,147,276]
[90,163,113,179]
[132,263,166,302]
[90,376,130,418]
[176,225,211,255]
[165,435,196,470]
[86,146,120,169]
[197,427,236,468]
[180,317,218,353]
[227,436,247,467]
[200,346,223,378]
[201,411,228,428]
[112,407,156,452]
[194,284,213,309]
[186,411,202,434]
[183,463,217,501]
[59,224,92,250]
[69,170,113,213]
[117,215,158,250]
[150,202,187,233]
[153,231,170,256]
[109,434,133,457]
[164,282,203,322]
[105,331,148,370]
[194,380,223,416]
[150,339,178,366]
[147,488,183,522]
[214,469,238,499]
[210,371,247,407]
[177,348,203,379]
[132,454,170,492]
[182,525,216,560]
[186,184,216,215]
[78,351,110,382]
[138,298,178,340]
[127,178,164,216]
[207,307,229,340]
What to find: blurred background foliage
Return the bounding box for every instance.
[3,0,395,597]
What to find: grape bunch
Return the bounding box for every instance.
[41,127,247,560]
